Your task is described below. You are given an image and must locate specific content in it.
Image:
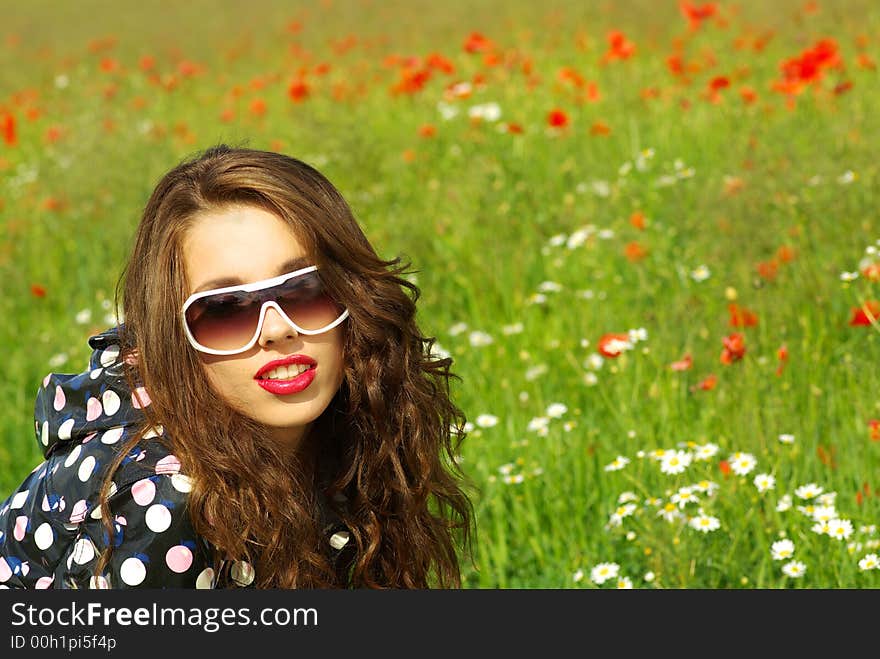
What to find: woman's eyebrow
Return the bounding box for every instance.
[193,256,312,293]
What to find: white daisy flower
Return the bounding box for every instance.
[728,452,757,476]
[753,473,776,493]
[604,456,630,472]
[689,513,721,533]
[782,561,806,578]
[795,483,824,500]
[590,562,620,585]
[771,539,795,561]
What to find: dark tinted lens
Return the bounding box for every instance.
[184,271,345,351]
[275,272,345,331]
[185,291,261,351]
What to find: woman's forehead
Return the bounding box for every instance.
[182,206,315,290]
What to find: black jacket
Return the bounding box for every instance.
[0,326,352,589]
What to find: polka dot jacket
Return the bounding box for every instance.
[0,325,354,589]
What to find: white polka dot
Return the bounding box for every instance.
[143,425,164,439]
[171,474,193,493]
[53,385,66,411]
[89,575,110,589]
[132,387,151,409]
[86,397,103,422]
[41,421,49,446]
[42,373,51,388]
[102,390,121,416]
[329,531,350,550]
[58,418,75,441]
[72,538,96,565]
[89,368,103,380]
[101,427,124,445]
[90,505,103,520]
[41,494,65,513]
[120,557,146,586]
[64,445,82,468]
[195,567,215,589]
[10,490,29,509]
[155,455,180,475]
[35,576,54,589]
[34,523,54,550]
[145,504,171,533]
[131,479,156,506]
[230,561,255,586]
[78,456,97,482]
[99,345,120,367]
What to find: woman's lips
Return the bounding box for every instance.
[255,366,316,394]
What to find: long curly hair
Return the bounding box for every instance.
[95,143,475,588]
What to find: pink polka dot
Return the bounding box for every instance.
[155,455,181,475]
[42,374,51,388]
[69,500,88,524]
[35,576,54,589]
[14,516,28,542]
[82,432,97,444]
[86,397,103,422]
[132,387,152,409]
[0,558,11,582]
[166,546,193,573]
[53,385,66,411]
[131,479,156,506]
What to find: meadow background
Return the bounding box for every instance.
[1,0,878,588]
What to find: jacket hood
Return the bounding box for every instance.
[34,325,145,459]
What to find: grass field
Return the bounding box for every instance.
[2,0,879,588]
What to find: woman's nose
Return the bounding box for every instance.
[257,304,299,347]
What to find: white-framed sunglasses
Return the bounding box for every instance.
[181,265,350,355]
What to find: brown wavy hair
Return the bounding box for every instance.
[95,143,474,588]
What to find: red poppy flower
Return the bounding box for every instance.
[624,241,648,261]
[728,303,758,327]
[418,124,436,138]
[464,32,493,54]
[31,284,46,298]
[547,108,569,128]
[680,1,717,30]
[720,333,746,364]
[669,353,692,371]
[849,300,880,326]
[287,79,310,103]
[709,76,730,91]
[630,211,646,230]
[869,419,880,441]
[739,86,757,104]
[861,262,880,281]
[697,374,717,390]
[590,121,611,136]
[602,31,636,63]
[249,98,267,117]
[718,459,731,477]
[1,112,16,146]
[597,333,632,358]
[775,344,788,376]
[776,245,796,263]
[756,259,778,281]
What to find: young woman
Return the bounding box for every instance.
[0,144,474,589]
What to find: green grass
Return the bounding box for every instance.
[2,0,880,588]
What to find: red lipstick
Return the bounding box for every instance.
[255,355,317,395]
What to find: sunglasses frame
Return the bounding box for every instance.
[181,265,350,355]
